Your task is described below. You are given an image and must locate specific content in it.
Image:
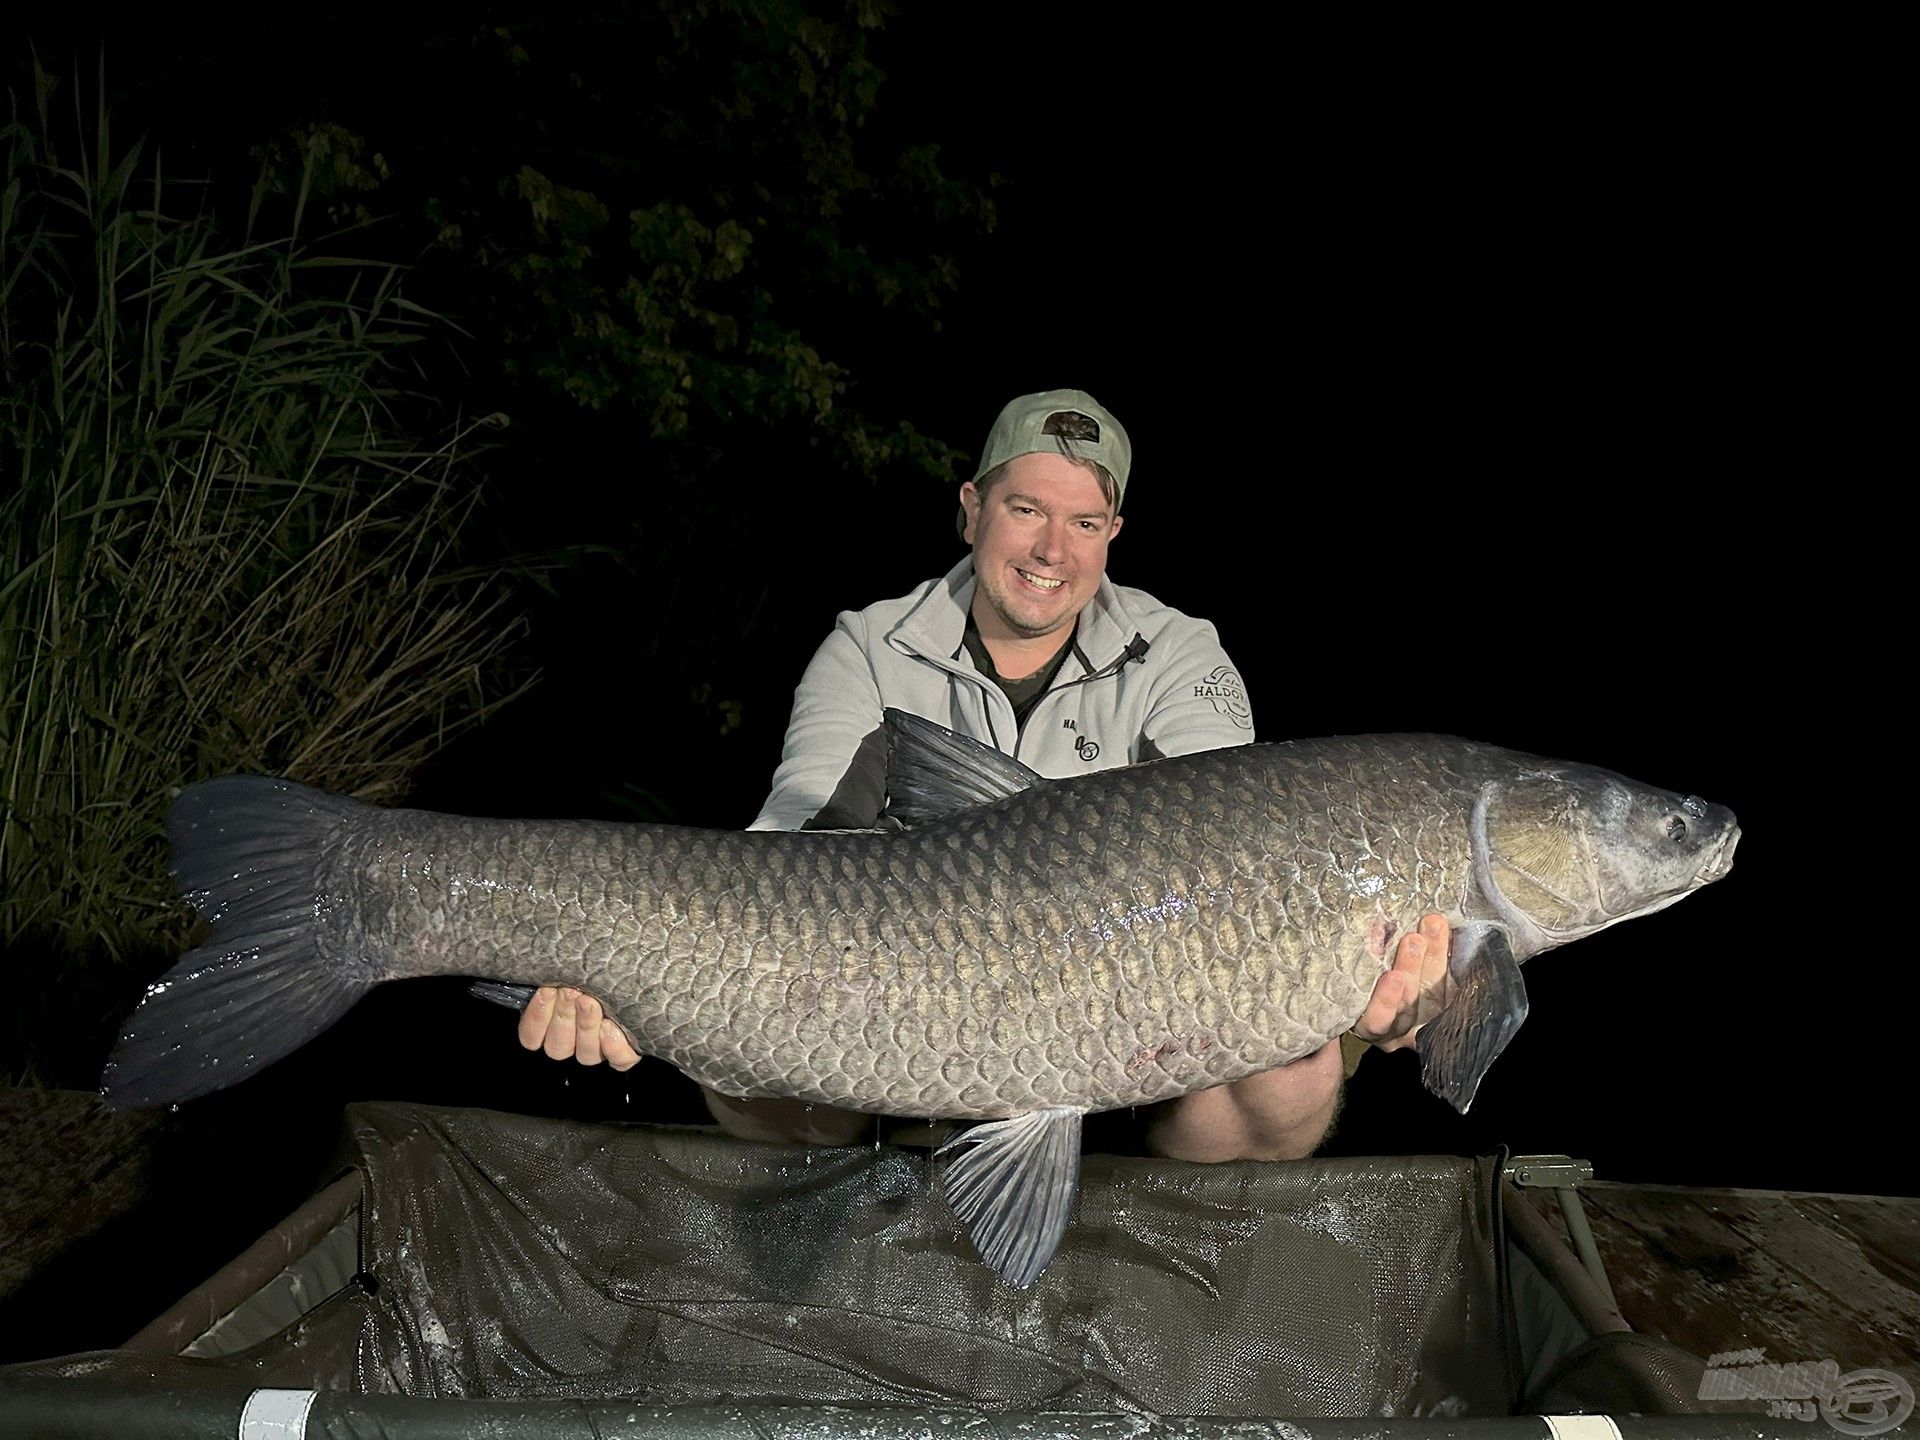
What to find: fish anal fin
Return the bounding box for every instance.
[881,708,1045,827]
[937,1106,1083,1288]
[1418,925,1529,1115]
[470,981,539,1011]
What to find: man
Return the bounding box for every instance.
[520,389,1449,1159]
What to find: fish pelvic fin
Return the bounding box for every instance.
[937,1107,1083,1288]
[1417,924,1530,1115]
[881,708,1045,827]
[101,777,377,1109]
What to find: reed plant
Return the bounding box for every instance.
[0,75,532,1079]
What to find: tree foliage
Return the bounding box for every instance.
[249,2,992,488]
[234,2,997,741]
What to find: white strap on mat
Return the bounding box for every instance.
[1543,1417,1623,1440]
[238,1388,317,1439]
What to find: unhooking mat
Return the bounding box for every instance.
[3,1102,1518,1417]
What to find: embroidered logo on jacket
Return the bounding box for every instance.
[1194,666,1252,729]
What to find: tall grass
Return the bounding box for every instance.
[0,73,532,1079]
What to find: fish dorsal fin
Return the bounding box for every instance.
[1418,924,1530,1114]
[938,1107,1084,1288]
[881,707,1045,828]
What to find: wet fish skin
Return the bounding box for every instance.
[108,727,1737,1122]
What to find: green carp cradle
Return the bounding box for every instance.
[104,710,1739,1285]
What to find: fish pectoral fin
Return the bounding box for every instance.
[1417,925,1529,1115]
[881,707,1046,827]
[936,1107,1083,1288]
[469,981,539,1011]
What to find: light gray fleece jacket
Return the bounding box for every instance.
[750,557,1255,831]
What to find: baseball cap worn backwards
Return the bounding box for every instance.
[974,389,1132,504]
[959,389,1132,538]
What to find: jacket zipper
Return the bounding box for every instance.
[938,643,1008,753]
[1012,633,1150,762]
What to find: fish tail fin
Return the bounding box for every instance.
[102,777,379,1109]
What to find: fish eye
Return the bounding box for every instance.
[1665,816,1688,841]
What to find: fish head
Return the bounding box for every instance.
[1476,764,1740,948]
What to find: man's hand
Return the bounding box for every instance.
[517,986,641,1071]
[515,987,872,1144]
[1145,915,1452,1162]
[1351,914,1452,1052]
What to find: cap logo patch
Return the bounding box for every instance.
[1041,411,1100,444]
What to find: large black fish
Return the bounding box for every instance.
[104,712,1738,1284]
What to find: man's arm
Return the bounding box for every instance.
[1136,618,1257,758]
[749,614,889,831]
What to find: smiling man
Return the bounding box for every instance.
[522,389,1448,1158]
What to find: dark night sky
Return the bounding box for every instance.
[4,8,1881,1205]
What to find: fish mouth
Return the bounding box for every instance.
[1696,824,1741,885]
